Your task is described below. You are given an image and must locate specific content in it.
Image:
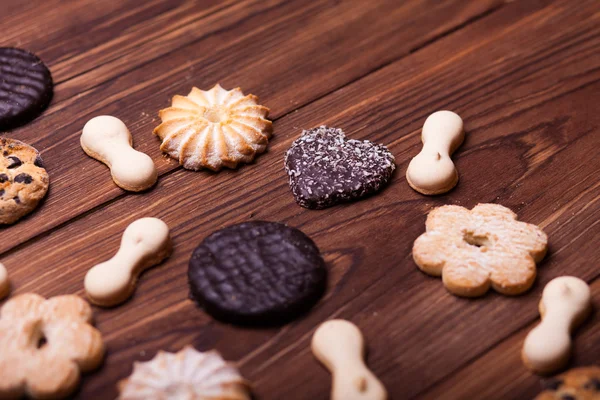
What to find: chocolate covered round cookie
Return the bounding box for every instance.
[188,221,327,325]
[0,48,53,131]
[0,138,49,224]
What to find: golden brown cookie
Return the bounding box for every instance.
[0,138,49,225]
[0,293,105,399]
[118,346,251,400]
[413,203,548,297]
[153,84,272,171]
[535,366,600,400]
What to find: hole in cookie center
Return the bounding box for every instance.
[36,336,47,349]
[203,107,228,123]
[463,232,491,249]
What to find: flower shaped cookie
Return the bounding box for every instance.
[413,203,548,297]
[0,293,104,399]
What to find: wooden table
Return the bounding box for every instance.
[1,0,599,398]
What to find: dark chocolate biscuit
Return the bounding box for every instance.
[535,366,600,400]
[0,138,49,224]
[0,48,53,131]
[188,221,327,326]
[284,126,396,209]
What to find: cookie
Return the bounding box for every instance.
[413,203,548,297]
[284,126,395,209]
[0,293,104,399]
[312,320,387,400]
[81,116,158,192]
[406,111,464,195]
[535,366,600,400]
[118,346,251,400]
[0,138,49,225]
[0,48,53,131]
[523,277,592,375]
[85,218,172,307]
[188,221,327,325]
[0,262,9,300]
[154,84,272,171]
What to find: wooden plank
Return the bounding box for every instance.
[4,0,600,398]
[420,277,600,400]
[0,0,249,97]
[0,0,503,253]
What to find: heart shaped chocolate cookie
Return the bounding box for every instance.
[285,126,395,209]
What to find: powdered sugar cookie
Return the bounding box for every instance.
[413,203,548,297]
[0,293,104,399]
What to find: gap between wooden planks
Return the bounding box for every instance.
[0,0,503,253]
[1,0,600,398]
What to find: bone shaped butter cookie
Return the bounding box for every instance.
[81,116,157,192]
[0,262,9,300]
[406,110,464,195]
[84,218,171,307]
[311,319,387,400]
[522,276,592,375]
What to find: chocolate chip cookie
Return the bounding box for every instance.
[0,138,49,224]
[284,126,395,209]
[188,221,327,326]
[0,47,53,131]
[536,366,600,400]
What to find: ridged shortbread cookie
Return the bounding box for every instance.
[0,293,104,399]
[0,138,49,225]
[413,203,547,297]
[154,84,272,171]
[118,346,251,400]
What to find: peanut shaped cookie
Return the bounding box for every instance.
[413,203,548,297]
[84,217,172,307]
[406,111,464,195]
[312,319,387,400]
[81,116,157,192]
[523,277,592,375]
[0,293,104,399]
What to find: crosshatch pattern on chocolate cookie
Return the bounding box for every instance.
[284,126,396,209]
[0,138,49,225]
[0,47,53,131]
[188,221,327,326]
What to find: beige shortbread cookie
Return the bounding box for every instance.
[84,217,171,307]
[81,115,158,192]
[0,262,10,300]
[118,346,251,400]
[523,277,592,375]
[535,366,600,400]
[406,111,464,195]
[0,293,104,399]
[312,319,387,400]
[0,138,49,225]
[153,84,272,171]
[413,203,548,297]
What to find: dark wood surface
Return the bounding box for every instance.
[1,0,599,398]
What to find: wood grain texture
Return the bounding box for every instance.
[0,0,502,253]
[0,0,599,399]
